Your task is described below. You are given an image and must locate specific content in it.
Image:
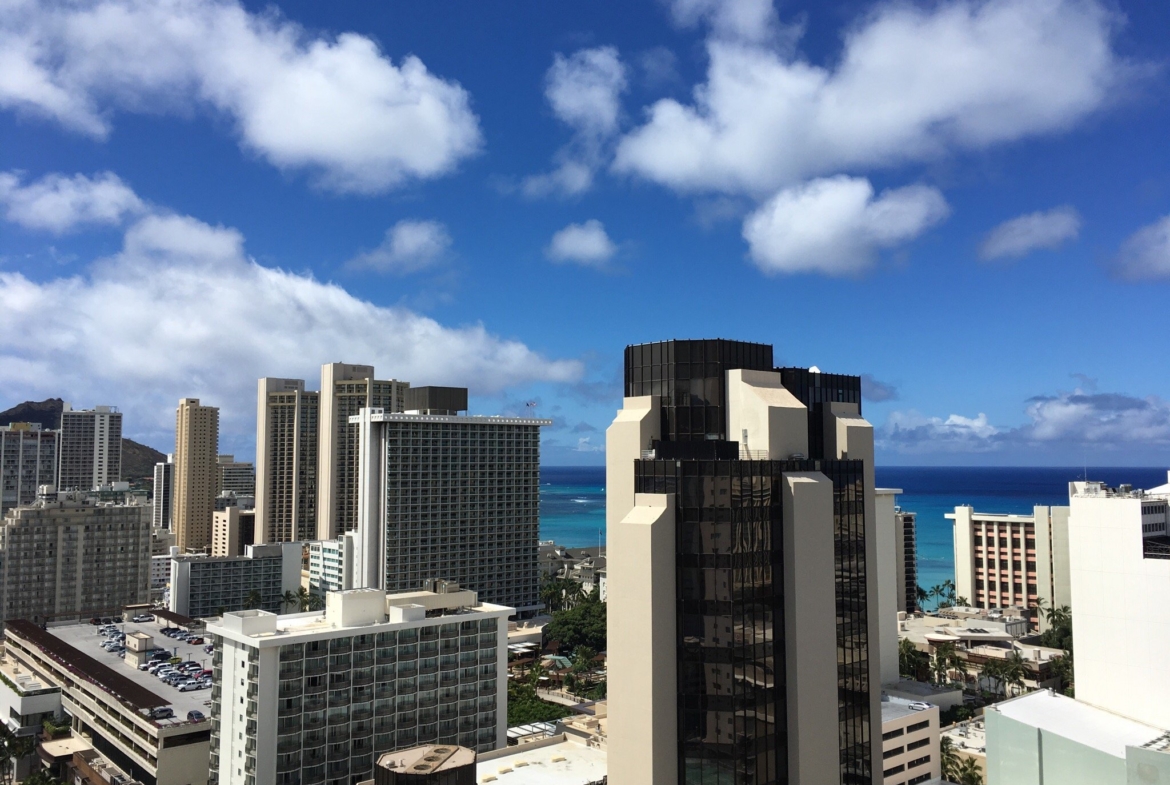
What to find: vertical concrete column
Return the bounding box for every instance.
[953,507,975,607]
[353,411,384,590]
[782,473,839,784]
[607,493,677,785]
[604,396,660,535]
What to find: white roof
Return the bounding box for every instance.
[477,738,606,784]
[994,690,1164,758]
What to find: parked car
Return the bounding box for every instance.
[188,637,204,645]
[150,707,173,720]
[198,669,213,679]
[177,681,199,692]
[187,710,205,722]
[203,644,214,654]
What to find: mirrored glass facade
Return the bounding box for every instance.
[625,339,872,785]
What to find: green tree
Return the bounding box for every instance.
[932,641,962,685]
[955,755,984,785]
[507,679,570,726]
[281,590,298,614]
[308,593,325,611]
[898,638,927,680]
[296,586,312,612]
[980,658,1006,698]
[544,594,606,652]
[1004,649,1028,696]
[1049,653,1074,697]
[244,589,263,610]
[915,585,929,612]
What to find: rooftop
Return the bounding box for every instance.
[477,736,606,785]
[35,619,213,722]
[882,695,937,725]
[350,409,552,427]
[943,718,986,758]
[992,690,1165,759]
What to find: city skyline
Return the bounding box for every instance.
[2,0,1170,467]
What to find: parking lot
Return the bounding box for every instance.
[49,618,215,720]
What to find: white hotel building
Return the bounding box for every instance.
[207,586,511,785]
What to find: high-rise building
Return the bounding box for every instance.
[0,423,59,515]
[255,378,319,543]
[896,508,919,614]
[206,586,511,785]
[317,363,409,540]
[1067,477,1170,729]
[216,454,255,497]
[0,493,151,625]
[153,454,174,529]
[949,505,1070,630]
[212,505,257,557]
[352,387,549,613]
[56,404,122,491]
[606,339,881,785]
[173,398,219,553]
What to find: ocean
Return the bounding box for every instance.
[539,465,1170,591]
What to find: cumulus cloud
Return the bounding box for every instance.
[979,206,1081,260]
[522,47,627,198]
[879,388,1170,455]
[1112,215,1170,281]
[347,220,452,275]
[615,0,1129,196]
[0,209,581,449]
[0,171,145,232]
[861,374,898,403]
[666,0,780,43]
[742,176,949,275]
[545,220,618,267]
[574,436,605,453]
[0,0,481,193]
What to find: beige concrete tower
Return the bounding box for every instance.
[255,378,319,543]
[173,398,219,552]
[316,363,408,540]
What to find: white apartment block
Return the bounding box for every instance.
[57,404,123,491]
[174,399,220,553]
[217,455,255,497]
[5,619,212,785]
[256,378,319,544]
[153,456,174,530]
[317,364,408,541]
[1,422,59,515]
[206,586,511,785]
[170,543,301,619]
[308,534,355,596]
[950,505,1070,629]
[0,494,151,625]
[1069,476,1170,730]
[880,697,940,785]
[351,401,549,614]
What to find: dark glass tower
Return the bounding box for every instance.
[625,339,873,785]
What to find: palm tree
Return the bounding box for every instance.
[955,755,984,785]
[281,590,298,614]
[1049,653,1074,696]
[980,659,1005,698]
[308,593,325,611]
[244,589,262,610]
[940,736,961,781]
[1004,649,1028,696]
[933,641,961,685]
[929,583,944,611]
[955,596,970,608]
[898,637,921,679]
[296,586,312,612]
[915,585,929,612]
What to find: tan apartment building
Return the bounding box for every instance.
[1,423,59,515]
[880,697,940,785]
[316,363,408,540]
[254,378,318,544]
[57,405,122,491]
[950,505,1070,630]
[211,506,256,557]
[0,493,151,626]
[173,399,219,553]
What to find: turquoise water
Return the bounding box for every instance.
[540,465,1170,591]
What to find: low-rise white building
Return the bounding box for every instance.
[307,534,355,596]
[0,655,62,737]
[169,543,301,619]
[206,586,512,785]
[985,689,1170,784]
[880,696,940,785]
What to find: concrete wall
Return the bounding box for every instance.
[1070,494,1170,729]
[604,396,660,536]
[782,473,840,784]
[607,493,677,785]
[725,369,808,459]
[953,506,975,607]
[875,489,900,686]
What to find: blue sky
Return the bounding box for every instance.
[2,0,1169,467]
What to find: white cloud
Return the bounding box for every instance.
[615,0,1128,195]
[0,210,582,449]
[879,389,1170,455]
[666,0,780,43]
[0,171,145,232]
[0,0,481,194]
[1112,215,1170,281]
[742,176,948,275]
[979,206,1081,260]
[522,47,627,198]
[347,220,452,275]
[545,220,618,267]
